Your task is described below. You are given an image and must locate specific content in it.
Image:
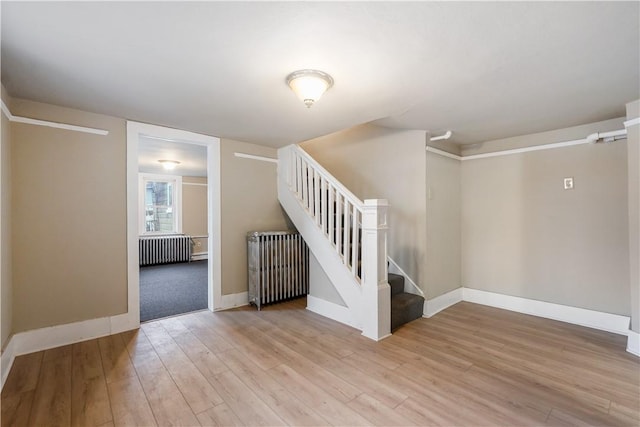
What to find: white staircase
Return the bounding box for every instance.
[278,145,391,341]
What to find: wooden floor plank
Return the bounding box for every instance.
[170,327,229,379]
[2,298,638,427]
[1,351,43,397]
[106,376,157,427]
[196,403,244,426]
[207,370,287,426]
[137,369,200,426]
[348,393,416,426]
[267,363,371,426]
[29,355,72,427]
[218,349,328,426]
[70,339,112,427]
[120,330,165,377]
[0,390,35,427]
[168,365,224,415]
[97,335,137,384]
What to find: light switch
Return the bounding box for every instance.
[564,177,574,190]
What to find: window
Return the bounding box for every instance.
[139,174,182,234]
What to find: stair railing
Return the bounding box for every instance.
[284,145,391,340]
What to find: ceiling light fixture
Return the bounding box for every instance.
[286,69,334,108]
[158,159,180,170]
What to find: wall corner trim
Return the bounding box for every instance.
[306,295,358,329]
[0,99,109,136]
[1,312,137,390]
[627,330,640,357]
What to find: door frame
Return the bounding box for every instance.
[126,121,221,326]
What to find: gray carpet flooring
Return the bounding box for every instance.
[139,260,208,322]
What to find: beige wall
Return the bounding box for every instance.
[425,151,461,299]
[301,124,428,292]
[1,87,13,348]
[461,120,630,315]
[626,100,640,332]
[220,139,290,296]
[11,98,128,333]
[182,176,208,253]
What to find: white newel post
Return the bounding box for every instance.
[361,199,391,341]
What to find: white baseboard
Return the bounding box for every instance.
[627,330,640,357]
[1,337,16,391]
[462,288,630,336]
[1,311,137,390]
[306,295,358,329]
[191,253,208,261]
[216,291,249,311]
[423,287,463,318]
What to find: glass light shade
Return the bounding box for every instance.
[287,70,334,108]
[158,160,180,170]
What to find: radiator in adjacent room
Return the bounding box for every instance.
[139,235,192,266]
[247,231,309,310]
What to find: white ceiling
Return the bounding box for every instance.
[2,2,638,147]
[138,136,207,177]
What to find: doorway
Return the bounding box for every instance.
[126,122,221,327]
[138,138,208,321]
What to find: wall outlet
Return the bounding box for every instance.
[564,177,574,190]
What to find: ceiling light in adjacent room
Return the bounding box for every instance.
[286,69,334,108]
[158,160,180,170]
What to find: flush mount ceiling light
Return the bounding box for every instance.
[286,69,334,108]
[158,159,180,170]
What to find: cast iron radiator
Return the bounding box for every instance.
[139,235,192,266]
[247,231,309,310]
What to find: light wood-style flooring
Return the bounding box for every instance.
[2,299,639,426]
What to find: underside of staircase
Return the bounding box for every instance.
[278,144,424,339]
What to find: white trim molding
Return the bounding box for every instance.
[1,99,109,136]
[422,287,632,339]
[1,338,16,389]
[388,257,424,297]
[423,287,463,318]
[191,253,208,261]
[426,146,462,161]
[427,129,627,162]
[1,311,135,390]
[462,138,597,161]
[233,152,278,163]
[306,295,358,329]
[127,121,222,322]
[624,117,640,128]
[462,288,630,336]
[627,330,640,357]
[217,292,249,311]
